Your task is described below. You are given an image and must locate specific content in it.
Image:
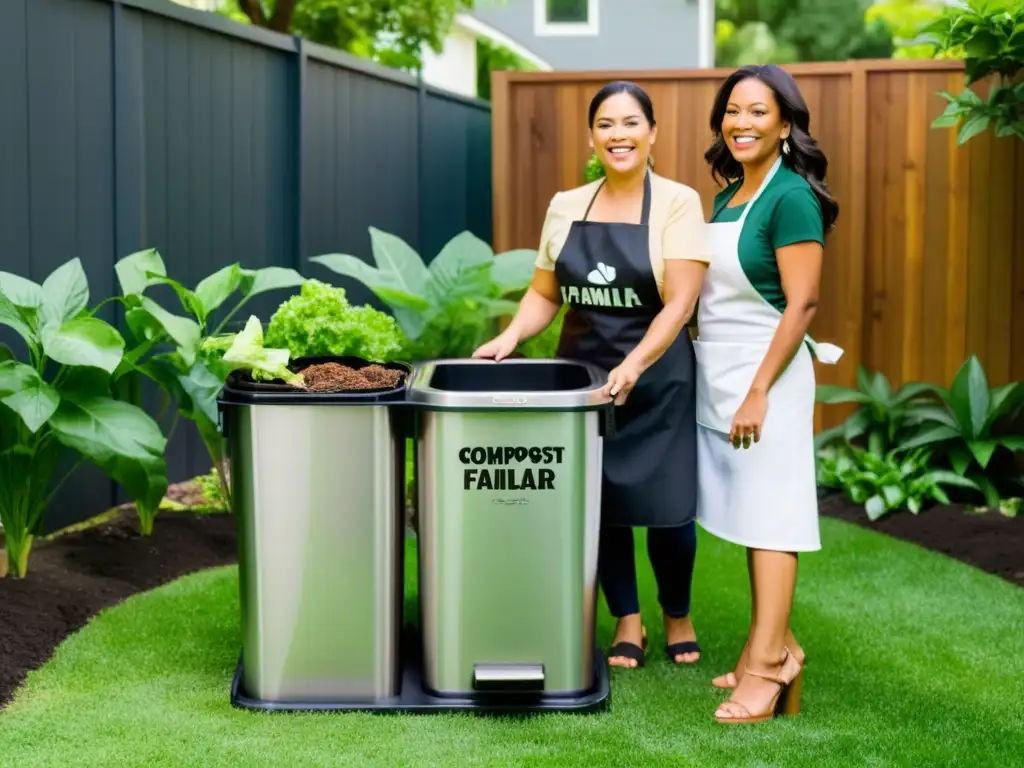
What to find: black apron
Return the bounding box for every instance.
[554,172,697,528]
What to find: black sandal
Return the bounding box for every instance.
[608,627,648,669]
[666,640,702,664]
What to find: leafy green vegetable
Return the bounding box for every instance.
[264,279,405,363]
[219,316,304,387]
[0,258,168,576]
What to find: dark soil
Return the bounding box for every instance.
[0,502,237,709]
[819,491,1024,588]
[300,362,404,392]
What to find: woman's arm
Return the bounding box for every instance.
[747,242,822,397]
[605,186,709,402]
[730,185,824,447]
[623,260,706,373]
[504,268,563,343]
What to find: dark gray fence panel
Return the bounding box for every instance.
[419,88,493,260]
[1,0,493,533]
[301,50,420,307]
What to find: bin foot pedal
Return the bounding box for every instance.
[472,663,545,693]
[229,626,609,716]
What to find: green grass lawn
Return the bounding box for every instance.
[2,518,1022,767]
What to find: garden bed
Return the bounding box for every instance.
[0,487,237,709]
[819,491,1024,588]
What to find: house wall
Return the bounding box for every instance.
[422,24,479,97]
[471,0,704,70]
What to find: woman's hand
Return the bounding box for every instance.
[472,329,520,362]
[729,388,768,449]
[602,357,645,405]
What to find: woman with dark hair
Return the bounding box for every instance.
[474,81,709,670]
[693,64,843,724]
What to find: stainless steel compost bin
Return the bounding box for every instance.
[406,358,611,697]
[219,356,410,706]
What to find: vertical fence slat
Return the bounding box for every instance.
[492,61,1023,431]
[3,0,492,531]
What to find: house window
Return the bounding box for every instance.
[535,0,599,37]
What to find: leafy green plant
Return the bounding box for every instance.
[584,152,605,183]
[310,228,537,360]
[110,249,307,512]
[264,279,405,363]
[817,443,980,520]
[814,366,941,455]
[926,0,1024,143]
[516,304,567,359]
[0,259,168,576]
[195,467,230,513]
[897,355,1024,507]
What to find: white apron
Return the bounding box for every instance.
[693,157,842,552]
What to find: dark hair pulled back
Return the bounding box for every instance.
[588,81,657,170]
[704,65,839,231]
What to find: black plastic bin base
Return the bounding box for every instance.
[230,626,610,716]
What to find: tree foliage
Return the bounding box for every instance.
[715,0,894,66]
[219,0,475,71]
[926,0,1024,143]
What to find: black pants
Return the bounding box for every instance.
[598,522,697,619]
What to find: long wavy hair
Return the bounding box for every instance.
[704,65,839,232]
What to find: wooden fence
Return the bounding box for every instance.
[489,60,1024,430]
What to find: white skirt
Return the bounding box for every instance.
[695,344,821,552]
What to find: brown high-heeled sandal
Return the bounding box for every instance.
[714,648,803,725]
[712,648,806,689]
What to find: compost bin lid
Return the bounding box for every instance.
[405,358,610,410]
[218,356,412,405]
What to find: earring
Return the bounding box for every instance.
[782,139,791,155]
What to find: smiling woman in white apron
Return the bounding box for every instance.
[693,65,842,725]
[473,81,710,671]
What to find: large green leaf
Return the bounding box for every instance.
[239,266,306,298]
[427,231,494,303]
[998,435,1024,453]
[176,360,224,426]
[816,384,870,405]
[115,249,167,296]
[949,356,989,438]
[0,272,43,308]
[39,258,89,329]
[892,381,944,405]
[985,382,1024,430]
[895,423,961,452]
[101,452,168,530]
[491,249,538,295]
[966,439,998,469]
[905,403,959,429]
[0,291,37,351]
[194,264,243,316]
[367,227,431,297]
[139,297,201,366]
[147,275,204,324]
[48,394,166,463]
[41,317,125,374]
[0,361,60,433]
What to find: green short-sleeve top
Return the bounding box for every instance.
[710,165,824,314]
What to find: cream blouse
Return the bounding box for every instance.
[534,173,710,295]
